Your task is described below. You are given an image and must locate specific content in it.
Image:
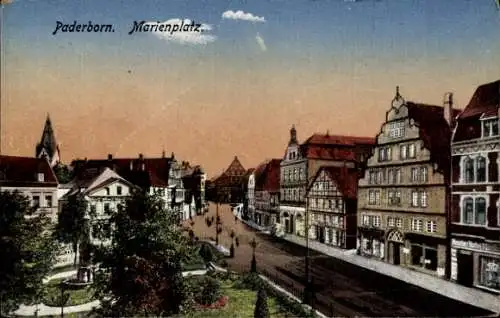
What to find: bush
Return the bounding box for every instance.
[199,244,214,264]
[194,276,222,306]
[254,287,270,318]
[236,273,263,291]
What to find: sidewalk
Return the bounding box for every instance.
[15,268,209,317]
[232,208,271,234]
[283,233,500,314]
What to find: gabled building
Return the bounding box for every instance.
[36,114,61,168]
[450,80,500,292]
[306,166,359,249]
[180,162,207,219]
[279,125,374,238]
[253,159,281,229]
[70,152,186,221]
[0,155,59,221]
[211,156,247,203]
[61,167,136,246]
[357,87,459,279]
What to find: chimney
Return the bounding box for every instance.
[139,153,144,160]
[443,92,453,128]
[108,154,113,161]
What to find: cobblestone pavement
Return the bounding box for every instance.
[185,203,494,317]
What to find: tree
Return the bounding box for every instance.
[254,287,270,318]
[0,191,58,315]
[52,163,73,184]
[92,190,195,317]
[55,192,89,266]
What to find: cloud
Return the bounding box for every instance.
[145,19,216,45]
[222,10,266,23]
[255,33,267,52]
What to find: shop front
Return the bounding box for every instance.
[357,227,385,260]
[451,238,500,293]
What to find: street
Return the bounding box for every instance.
[186,203,494,317]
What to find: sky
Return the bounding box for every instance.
[1,0,499,177]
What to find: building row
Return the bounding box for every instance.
[0,115,207,266]
[236,80,499,294]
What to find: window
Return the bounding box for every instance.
[375,191,381,205]
[373,216,381,227]
[465,157,474,183]
[363,215,370,226]
[37,173,45,182]
[389,120,405,138]
[477,157,487,182]
[368,191,376,205]
[411,168,419,182]
[299,168,304,181]
[293,168,298,182]
[400,145,408,160]
[483,119,499,138]
[396,218,403,228]
[105,187,110,196]
[461,196,487,226]
[411,191,419,207]
[420,167,428,183]
[378,147,392,162]
[420,191,428,207]
[388,169,394,184]
[426,220,437,233]
[475,197,487,225]
[117,186,122,195]
[388,190,400,206]
[478,256,500,290]
[90,204,97,215]
[395,169,401,184]
[408,144,416,159]
[411,218,424,232]
[46,195,52,208]
[104,203,110,213]
[388,217,395,227]
[411,244,438,271]
[32,195,40,208]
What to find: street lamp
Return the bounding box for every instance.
[303,196,315,308]
[250,237,258,272]
[215,195,222,246]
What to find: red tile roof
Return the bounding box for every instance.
[454,80,499,142]
[406,103,460,176]
[310,166,359,200]
[458,80,499,119]
[71,156,172,188]
[0,155,58,187]
[300,133,375,161]
[303,134,375,146]
[255,159,281,192]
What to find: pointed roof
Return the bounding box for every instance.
[308,166,358,199]
[0,155,58,187]
[36,114,59,159]
[223,156,246,177]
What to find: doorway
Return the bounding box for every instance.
[393,242,401,265]
[457,251,474,287]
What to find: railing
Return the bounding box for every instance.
[259,268,304,300]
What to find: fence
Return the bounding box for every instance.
[259,268,304,300]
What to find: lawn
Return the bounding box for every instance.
[42,278,95,307]
[49,264,77,276]
[184,279,291,318]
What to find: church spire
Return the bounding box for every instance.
[36,113,60,167]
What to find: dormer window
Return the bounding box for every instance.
[483,118,499,138]
[37,173,45,182]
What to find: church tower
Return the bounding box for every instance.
[36,114,60,167]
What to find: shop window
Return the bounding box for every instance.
[411,244,438,271]
[478,256,500,291]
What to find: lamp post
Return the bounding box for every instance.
[215,195,222,246]
[303,196,315,308]
[250,237,258,272]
